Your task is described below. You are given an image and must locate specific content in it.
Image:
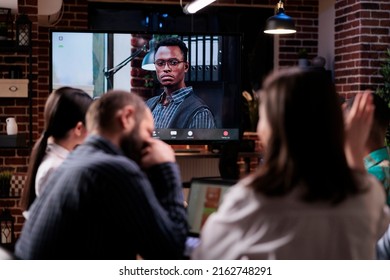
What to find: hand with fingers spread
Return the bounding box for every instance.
[344,90,375,171]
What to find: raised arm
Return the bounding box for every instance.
[343,90,375,171]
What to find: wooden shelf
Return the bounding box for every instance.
[0,40,29,52]
[0,134,26,147]
[0,36,32,148]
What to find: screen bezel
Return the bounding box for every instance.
[49,29,243,145]
[187,177,236,235]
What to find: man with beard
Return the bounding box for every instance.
[146,37,216,129]
[15,90,188,260]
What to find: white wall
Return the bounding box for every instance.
[318,0,335,72]
[113,34,132,92]
[52,32,94,90]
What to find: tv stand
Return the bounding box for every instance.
[175,151,221,183]
[174,149,202,154]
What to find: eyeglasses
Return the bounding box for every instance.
[154,59,186,68]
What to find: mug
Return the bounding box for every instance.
[6,118,18,135]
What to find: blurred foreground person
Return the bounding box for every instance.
[346,93,390,205]
[192,68,390,259]
[16,90,187,259]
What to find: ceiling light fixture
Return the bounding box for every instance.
[183,0,216,14]
[264,0,296,35]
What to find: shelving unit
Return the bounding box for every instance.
[0,40,33,148]
[0,134,27,147]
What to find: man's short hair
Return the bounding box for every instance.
[155,37,188,62]
[86,90,146,133]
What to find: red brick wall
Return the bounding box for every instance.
[278,0,319,67]
[335,0,390,100]
[3,0,387,239]
[130,34,154,100]
[0,0,89,240]
[0,0,319,171]
[0,0,316,240]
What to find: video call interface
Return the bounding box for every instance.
[51,31,242,143]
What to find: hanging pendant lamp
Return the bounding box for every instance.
[264,0,296,35]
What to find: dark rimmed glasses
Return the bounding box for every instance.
[154,59,186,68]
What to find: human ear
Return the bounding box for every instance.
[74,121,85,137]
[119,105,136,131]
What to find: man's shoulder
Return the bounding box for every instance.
[146,95,160,103]
[182,91,208,107]
[146,95,161,108]
[63,146,141,178]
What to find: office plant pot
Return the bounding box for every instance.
[298,58,309,68]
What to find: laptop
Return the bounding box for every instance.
[184,177,236,256]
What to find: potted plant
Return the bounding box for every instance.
[242,90,259,132]
[0,171,12,197]
[375,48,390,146]
[298,48,309,67]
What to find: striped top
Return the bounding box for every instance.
[364,146,390,206]
[147,87,216,129]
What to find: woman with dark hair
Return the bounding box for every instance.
[20,87,93,216]
[192,67,390,259]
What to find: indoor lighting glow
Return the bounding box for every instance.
[141,39,156,71]
[104,45,147,89]
[183,0,216,14]
[264,0,296,35]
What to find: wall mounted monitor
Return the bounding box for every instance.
[50,30,242,144]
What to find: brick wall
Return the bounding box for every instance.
[0,0,89,240]
[279,0,319,67]
[129,34,154,100]
[0,0,319,172]
[1,0,387,238]
[335,0,390,100]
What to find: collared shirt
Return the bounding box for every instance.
[15,135,188,260]
[364,146,390,205]
[149,86,215,129]
[35,142,69,196]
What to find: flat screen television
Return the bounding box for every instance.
[50,30,242,144]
